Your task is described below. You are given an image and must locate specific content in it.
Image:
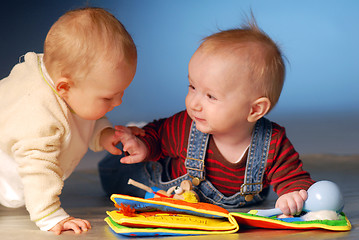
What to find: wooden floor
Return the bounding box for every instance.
[0,154,358,240]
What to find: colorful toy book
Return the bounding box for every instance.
[104,194,351,237]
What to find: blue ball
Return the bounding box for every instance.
[303,180,344,213]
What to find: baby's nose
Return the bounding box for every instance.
[112,97,123,107]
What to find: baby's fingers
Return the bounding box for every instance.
[299,189,308,201]
[64,219,91,234]
[114,125,131,134]
[50,225,62,235]
[127,126,146,136]
[120,155,143,164]
[65,221,81,234]
[75,219,91,232]
[106,143,123,155]
[114,126,136,143]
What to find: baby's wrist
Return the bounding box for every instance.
[100,127,114,136]
[36,208,70,231]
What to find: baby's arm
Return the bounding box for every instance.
[100,125,148,164]
[50,217,91,235]
[275,190,308,216]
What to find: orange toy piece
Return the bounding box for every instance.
[117,203,136,217]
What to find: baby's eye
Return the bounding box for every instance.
[206,94,217,100]
[103,98,112,102]
[188,84,195,90]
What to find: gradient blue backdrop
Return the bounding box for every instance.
[1,0,358,154]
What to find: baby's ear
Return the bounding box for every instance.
[247,97,271,123]
[55,77,71,97]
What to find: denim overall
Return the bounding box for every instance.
[98,117,272,209]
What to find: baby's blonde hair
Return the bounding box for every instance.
[199,20,285,111]
[43,7,137,83]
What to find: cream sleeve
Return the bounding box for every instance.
[11,119,67,226]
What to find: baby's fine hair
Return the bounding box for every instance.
[43,7,137,82]
[200,19,285,111]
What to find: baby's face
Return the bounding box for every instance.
[62,59,136,120]
[186,48,261,135]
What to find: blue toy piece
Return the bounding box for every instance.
[144,186,162,199]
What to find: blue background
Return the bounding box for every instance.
[1,0,358,154]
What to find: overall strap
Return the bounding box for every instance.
[184,121,209,186]
[240,117,272,201]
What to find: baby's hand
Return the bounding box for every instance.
[127,126,146,137]
[275,190,308,216]
[49,217,91,235]
[100,126,145,156]
[114,125,148,164]
[100,127,123,155]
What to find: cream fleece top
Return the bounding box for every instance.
[0,52,112,230]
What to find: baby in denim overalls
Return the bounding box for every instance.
[99,19,314,216]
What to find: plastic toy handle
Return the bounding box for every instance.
[248,208,283,217]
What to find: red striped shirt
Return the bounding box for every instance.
[142,110,314,197]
